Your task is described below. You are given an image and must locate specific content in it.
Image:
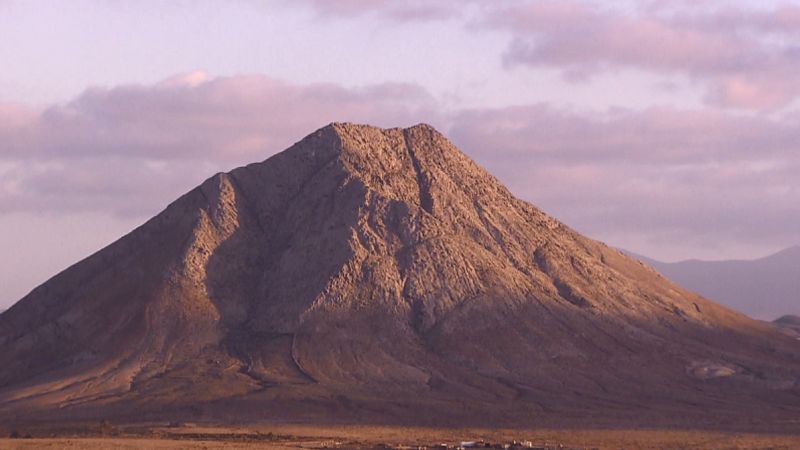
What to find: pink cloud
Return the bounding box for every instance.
[451,104,800,165]
[0,74,441,216]
[485,1,800,110]
[488,1,755,73]
[448,104,800,255]
[1,73,798,259]
[3,74,439,161]
[706,70,800,110]
[269,1,800,110]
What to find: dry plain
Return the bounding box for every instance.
[2,425,800,449]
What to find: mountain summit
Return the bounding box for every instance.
[1,123,799,426]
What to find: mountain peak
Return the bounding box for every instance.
[305,122,448,156]
[321,122,463,165]
[325,121,439,135]
[272,122,507,221]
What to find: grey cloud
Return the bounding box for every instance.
[276,0,460,22]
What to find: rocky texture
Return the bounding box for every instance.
[632,247,800,320]
[1,123,799,427]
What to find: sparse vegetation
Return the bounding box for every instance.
[1,425,800,449]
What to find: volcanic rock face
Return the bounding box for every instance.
[1,123,799,426]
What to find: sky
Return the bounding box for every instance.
[1,0,800,308]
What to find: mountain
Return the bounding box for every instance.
[632,248,800,320]
[1,123,799,428]
[774,315,800,339]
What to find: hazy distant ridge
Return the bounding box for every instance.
[631,247,800,320]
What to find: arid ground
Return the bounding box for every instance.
[2,424,800,449]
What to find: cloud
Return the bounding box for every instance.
[0,74,441,216]
[274,0,800,111]
[278,0,460,22]
[484,1,800,110]
[451,105,800,164]
[10,74,437,160]
[2,72,799,261]
[449,104,800,258]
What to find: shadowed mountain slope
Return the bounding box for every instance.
[775,315,800,339]
[633,248,800,320]
[1,124,799,428]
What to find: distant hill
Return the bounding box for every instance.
[631,247,800,320]
[774,315,800,339]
